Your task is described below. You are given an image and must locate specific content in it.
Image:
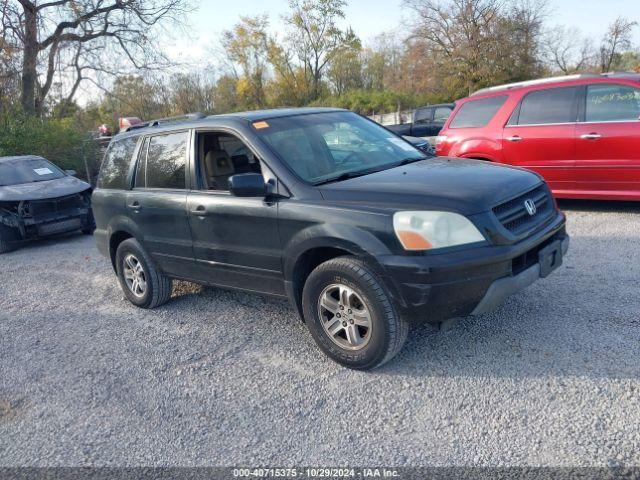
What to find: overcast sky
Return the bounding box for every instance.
[165,0,640,64]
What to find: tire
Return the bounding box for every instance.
[0,224,20,254]
[302,256,409,370]
[115,238,172,308]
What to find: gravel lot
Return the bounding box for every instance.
[1,200,639,467]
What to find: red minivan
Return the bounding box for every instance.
[436,73,640,200]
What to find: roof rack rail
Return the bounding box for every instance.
[124,112,207,132]
[601,71,638,78]
[472,71,639,96]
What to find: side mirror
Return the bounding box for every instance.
[65,169,77,176]
[228,173,267,197]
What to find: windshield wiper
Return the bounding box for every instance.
[397,156,426,166]
[314,170,375,185]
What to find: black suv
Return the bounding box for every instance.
[93,108,569,370]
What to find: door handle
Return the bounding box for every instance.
[190,205,208,216]
[127,201,141,211]
[580,133,602,140]
[507,135,523,142]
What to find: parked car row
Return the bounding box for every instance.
[2,71,637,370]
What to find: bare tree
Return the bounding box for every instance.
[600,17,638,72]
[1,0,190,114]
[544,26,595,74]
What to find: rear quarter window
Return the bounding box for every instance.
[449,96,507,128]
[97,137,139,189]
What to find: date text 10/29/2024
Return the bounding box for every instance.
[233,468,400,478]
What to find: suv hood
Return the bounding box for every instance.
[0,176,91,202]
[319,157,542,215]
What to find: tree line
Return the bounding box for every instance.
[0,0,638,174]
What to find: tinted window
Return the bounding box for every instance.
[145,132,188,189]
[0,157,65,186]
[516,87,577,125]
[449,96,507,128]
[433,106,452,123]
[586,84,640,122]
[414,108,433,125]
[97,137,138,189]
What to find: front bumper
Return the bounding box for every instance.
[471,235,569,315]
[377,212,568,324]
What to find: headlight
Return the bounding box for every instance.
[393,211,485,251]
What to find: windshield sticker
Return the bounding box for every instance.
[388,137,417,152]
[253,121,269,130]
[34,168,54,175]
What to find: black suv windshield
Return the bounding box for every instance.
[254,111,425,184]
[0,157,65,186]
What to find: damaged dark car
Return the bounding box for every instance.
[0,155,95,253]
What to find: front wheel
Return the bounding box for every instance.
[115,238,172,308]
[302,256,409,370]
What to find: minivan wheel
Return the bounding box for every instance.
[115,238,172,308]
[302,256,409,370]
[0,224,20,254]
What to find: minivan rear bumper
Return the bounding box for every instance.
[377,212,568,324]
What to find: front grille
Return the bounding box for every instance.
[492,184,553,235]
[29,194,85,216]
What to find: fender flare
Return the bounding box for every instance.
[283,223,393,282]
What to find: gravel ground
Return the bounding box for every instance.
[0,200,639,467]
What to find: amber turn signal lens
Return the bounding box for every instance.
[396,231,433,250]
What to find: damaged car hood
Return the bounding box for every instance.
[0,176,91,202]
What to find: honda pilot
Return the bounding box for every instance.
[92,108,569,369]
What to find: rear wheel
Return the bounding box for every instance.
[302,256,409,370]
[0,224,20,254]
[115,238,172,308]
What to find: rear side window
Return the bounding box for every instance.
[449,96,507,128]
[433,106,452,123]
[144,132,188,189]
[586,84,640,122]
[97,137,138,189]
[414,108,433,125]
[515,86,578,125]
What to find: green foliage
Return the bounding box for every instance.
[311,89,447,115]
[0,109,91,178]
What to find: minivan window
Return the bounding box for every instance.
[97,136,138,189]
[586,84,640,122]
[516,86,578,125]
[449,96,507,128]
[144,132,188,189]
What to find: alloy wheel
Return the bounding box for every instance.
[123,254,147,298]
[317,283,372,350]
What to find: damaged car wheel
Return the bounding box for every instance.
[0,224,20,254]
